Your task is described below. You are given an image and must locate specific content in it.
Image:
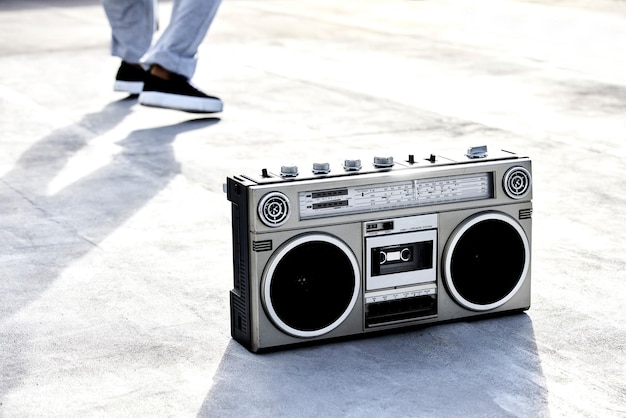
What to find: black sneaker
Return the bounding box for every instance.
[138,73,223,113]
[114,61,148,95]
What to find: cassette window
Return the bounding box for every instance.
[371,241,433,276]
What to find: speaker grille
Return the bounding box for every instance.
[443,212,530,311]
[258,192,291,227]
[503,167,531,199]
[263,234,360,338]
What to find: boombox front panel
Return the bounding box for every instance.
[227,147,532,352]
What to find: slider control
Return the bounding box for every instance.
[466,145,488,159]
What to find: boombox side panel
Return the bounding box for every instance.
[226,177,253,350]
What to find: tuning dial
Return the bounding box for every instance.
[373,156,394,168]
[343,159,362,171]
[280,165,299,178]
[312,162,331,175]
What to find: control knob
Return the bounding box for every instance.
[280,165,299,178]
[312,162,331,175]
[343,159,362,171]
[373,156,394,168]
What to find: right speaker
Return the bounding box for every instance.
[443,211,530,312]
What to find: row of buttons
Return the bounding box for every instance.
[280,156,396,177]
[365,287,436,304]
[278,146,491,178]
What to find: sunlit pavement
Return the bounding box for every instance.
[1,0,625,416]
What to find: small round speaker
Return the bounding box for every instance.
[258,192,291,227]
[503,166,532,200]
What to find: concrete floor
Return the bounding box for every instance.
[1,0,625,416]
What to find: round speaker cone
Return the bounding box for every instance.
[263,234,360,337]
[444,212,529,311]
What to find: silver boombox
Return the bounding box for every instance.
[226,146,532,352]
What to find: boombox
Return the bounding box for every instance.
[225,146,532,352]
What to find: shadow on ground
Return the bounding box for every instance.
[0,97,219,403]
[199,313,548,418]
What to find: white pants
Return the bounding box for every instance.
[102,0,221,79]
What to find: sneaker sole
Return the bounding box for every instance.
[114,80,144,95]
[139,91,223,113]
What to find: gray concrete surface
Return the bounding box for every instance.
[1,0,625,416]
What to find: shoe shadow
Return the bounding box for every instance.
[0,98,219,403]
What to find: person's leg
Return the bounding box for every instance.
[103,0,155,93]
[138,0,223,113]
[140,0,222,79]
[103,0,155,64]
